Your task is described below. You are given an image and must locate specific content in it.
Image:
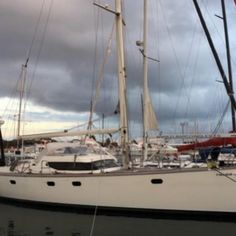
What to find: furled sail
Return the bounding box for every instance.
[144,89,158,131]
[142,0,158,133]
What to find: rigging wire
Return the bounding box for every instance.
[2,77,21,119]
[122,0,143,138]
[87,21,115,130]
[22,0,54,134]
[201,0,236,81]
[212,99,230,135]
[201,0,225,47]
[214,168,236,183]
[1,0,47,138]
[26,0,46,62]
[153,0,161,126]
[89,205,98,236]
[200,0,233,132]
[88,1,117,137]
[90,0,100,122]
[183,19,203,121]
[89,4,106,235]
[159,0,198,131]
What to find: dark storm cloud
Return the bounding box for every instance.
[0,0,236,134]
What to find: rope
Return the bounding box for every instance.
[158,0,192,130]
[68,110,118,131]
[87,21,115,130]
[23,0,54,120]
[89,205,98,236]
[201,0,225,46]
[214,168,236,183]
[183,17,202,121]
[26,0,46,62]
[1,0,47,139]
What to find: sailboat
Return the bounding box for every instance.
[1,0,236,219]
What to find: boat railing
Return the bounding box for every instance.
[20,161,31,173]
[10,160,31,173]
[226,155,236,166]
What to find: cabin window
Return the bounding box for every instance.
[10,180,16,185]
[47,181,55,186]
[72,181,81,186]
[48,159,119,171]
[94,159,119,169]
[151,179,163,184]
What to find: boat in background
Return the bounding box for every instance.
[177,133,236,152]
[8,142,121,174]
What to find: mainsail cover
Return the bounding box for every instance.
[142,0,158,133]
[20,128,119,140]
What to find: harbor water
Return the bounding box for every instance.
[0,202,236,236]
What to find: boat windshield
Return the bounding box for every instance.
[51,145,109,156]
[63,146,88,155]
[92,159,119,169]
[48,146,88,156]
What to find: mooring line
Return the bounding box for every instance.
[214,168,236,183]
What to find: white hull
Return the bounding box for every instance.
[1,167,236,214]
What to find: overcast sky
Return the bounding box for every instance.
[0,0,236,139]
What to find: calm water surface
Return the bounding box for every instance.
[0,202,236,236]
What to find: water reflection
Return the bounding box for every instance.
[0,202,236,236]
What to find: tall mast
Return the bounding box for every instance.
[17,62,28,150]
[143,0,148,163]
[115,0,129,168]
[138,0,158,165]
[93,0,129,167]
[221,0,235,131]
[193,0,236,111]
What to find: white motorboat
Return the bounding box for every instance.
[7,142,121,174]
